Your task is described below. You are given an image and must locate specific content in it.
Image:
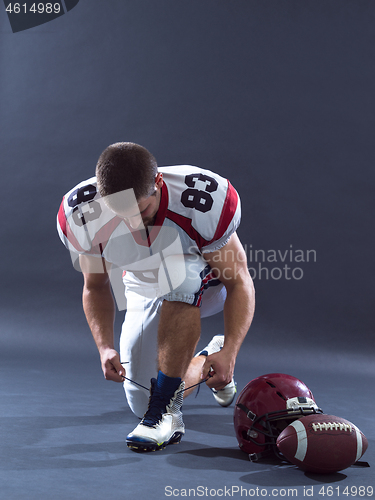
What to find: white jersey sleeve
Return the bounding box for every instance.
[57,177,121,258]
[161,166,241,253]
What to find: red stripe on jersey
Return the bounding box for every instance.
[209,181,238,245]
[57,198,88,253]
[195,270,217,307]
[57,199,67,237]
[166,209,210,249]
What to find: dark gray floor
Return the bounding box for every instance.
[0,304,373,500]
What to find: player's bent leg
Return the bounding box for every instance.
[168,262,235,405]
[125,254,229,450]
[119,293,161,418]
[127,254,204,450]
[158,254,232,403]
[157,300,201,378]
[126,301,200,451]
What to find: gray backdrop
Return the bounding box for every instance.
[1,0,373,359]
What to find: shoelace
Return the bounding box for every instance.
[120,361,212,394]
[141,379,170,427]
[120,367,213,428]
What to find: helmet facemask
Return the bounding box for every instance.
[234,374,323,461]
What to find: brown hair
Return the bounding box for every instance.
[96,142,158,200]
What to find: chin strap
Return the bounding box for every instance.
[236,403,256,421]
[248,450,272,462]
[248,445,289,463]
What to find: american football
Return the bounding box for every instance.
[276,414,368,474]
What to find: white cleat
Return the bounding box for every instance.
[197,335,225,357]
[126,380,185,452]
[196,335,237,407]
[211,379,237,407]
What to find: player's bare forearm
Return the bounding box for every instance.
[80,254,116,352]
[81,270,125,382]
[82,280,125,382]
[82,277,116,353]
[203,275,254,389]
[203,232,255,353]
[222,274,255,357]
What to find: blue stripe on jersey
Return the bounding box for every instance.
[192,265,222,307]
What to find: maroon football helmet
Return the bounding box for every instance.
[233,373,322,460]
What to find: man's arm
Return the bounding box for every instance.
[79,254,125,383]
[201,232,255,389]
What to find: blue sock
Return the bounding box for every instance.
[156,370,182,398]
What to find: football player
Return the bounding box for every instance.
[57,142,255,451]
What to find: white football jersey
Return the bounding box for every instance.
[57,165,241,298]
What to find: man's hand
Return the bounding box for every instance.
[100,348,125,383]
[201,348,235,390]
